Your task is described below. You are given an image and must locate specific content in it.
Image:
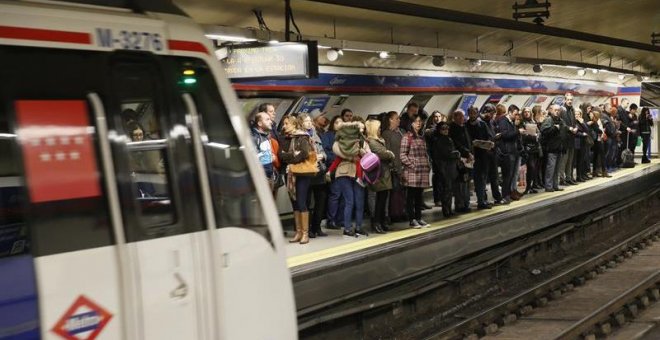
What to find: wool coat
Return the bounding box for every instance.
[400,131,430,188]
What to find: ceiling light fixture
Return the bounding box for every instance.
[326,49,342,61]
[591,68,599,74]
[577,69,586,76]
[379,51,389,59]
[618,74,626,80]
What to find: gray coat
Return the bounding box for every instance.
[367,137,395,192]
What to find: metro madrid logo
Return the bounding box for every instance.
[52,295,113,340]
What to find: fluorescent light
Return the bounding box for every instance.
[379,51,389,59]
[205,34,256,42]
[577,69,586,76]
[269,40,279,44]
[591,68,599,74]
[618,74,626,80]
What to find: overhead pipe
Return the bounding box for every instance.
[304,0,660,53]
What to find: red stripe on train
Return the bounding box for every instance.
[167,40,209,55]
[0,25,91,44]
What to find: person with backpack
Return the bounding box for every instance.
[365,119,394,234]
[331,120,371,237]
[400,116,431,228]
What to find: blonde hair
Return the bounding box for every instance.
[365,119,381,139]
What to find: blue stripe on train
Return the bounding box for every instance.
[0,255,40,339]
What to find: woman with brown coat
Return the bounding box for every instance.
[400,116,431,228]
[279,115,315,244]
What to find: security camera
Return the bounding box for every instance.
[432,56,445,67]
[533,64,543,73]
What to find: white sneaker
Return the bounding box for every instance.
[409,219,422,229]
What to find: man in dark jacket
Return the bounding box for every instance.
[541,104,565,192]
[449,110,474,212]
[558,93,578,185]
[602,104,619,172]
[480,105,505,205]
[466,106,496,209]
[399,102,428,132]
[493,104,519,204]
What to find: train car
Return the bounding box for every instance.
[0,1,296,339]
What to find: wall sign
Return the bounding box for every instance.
[221,41,318,80]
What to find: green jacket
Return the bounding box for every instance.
[367,137,395,192]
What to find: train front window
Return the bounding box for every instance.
[171,57,272,244]
[112,63,176,238]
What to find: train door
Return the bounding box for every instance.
[0,46,123,339]
[104,54,215,340]
[170,56,298,339]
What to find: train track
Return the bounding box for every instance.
[425,224,660,340]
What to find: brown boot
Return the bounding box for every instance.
[290,211,302,243]
[300,212,310,244]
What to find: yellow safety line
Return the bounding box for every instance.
[287,160,658,268]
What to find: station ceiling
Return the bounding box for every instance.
[175,0,659,73]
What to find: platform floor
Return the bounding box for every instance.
[285,159,659,268]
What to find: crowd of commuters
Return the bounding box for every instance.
[249,96,654,245]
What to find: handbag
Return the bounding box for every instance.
[288,136,319,176]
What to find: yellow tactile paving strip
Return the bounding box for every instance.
[286,160,659,268]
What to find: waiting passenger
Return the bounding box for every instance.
[559,93,578,186]
[480,104,505,204]
[340,108,354,122]
[602,104,619,173]
[589,109,609,177]
[493,104,519,204]
[258,102,279,141]
[639,107,653,163]
[324,116,343,229]
[400,116,430,228]
[382,111,407,223]
[305,114,328,239]
[425,111,446,207]
[449,110,473,212]
[400,102,428,133]
[573,108,591,182]
[250,111,276,191]
[533,105,547,189]
[519,107,541,194]
[467,106,498,208]
[541,104,565,192]
[365,119,395,234]
[331,120,370,237]
[278,115,316,245]
[430,122,460,218]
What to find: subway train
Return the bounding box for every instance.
[0,1,296,339]
[233,65,647,215]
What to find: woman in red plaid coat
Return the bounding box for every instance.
[400,116,431,228]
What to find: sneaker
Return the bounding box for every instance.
[355,228,369,236]
[409,219,422,228]
[418,219,430,227]
[343,230,356,237]
[477,203,492,210]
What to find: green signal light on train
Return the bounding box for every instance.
[183,77,197,84]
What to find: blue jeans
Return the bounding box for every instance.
[326,179,342,225]
[293,176,311,212]
[336,177,365,231]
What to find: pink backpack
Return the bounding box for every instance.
[360,152,381,185]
